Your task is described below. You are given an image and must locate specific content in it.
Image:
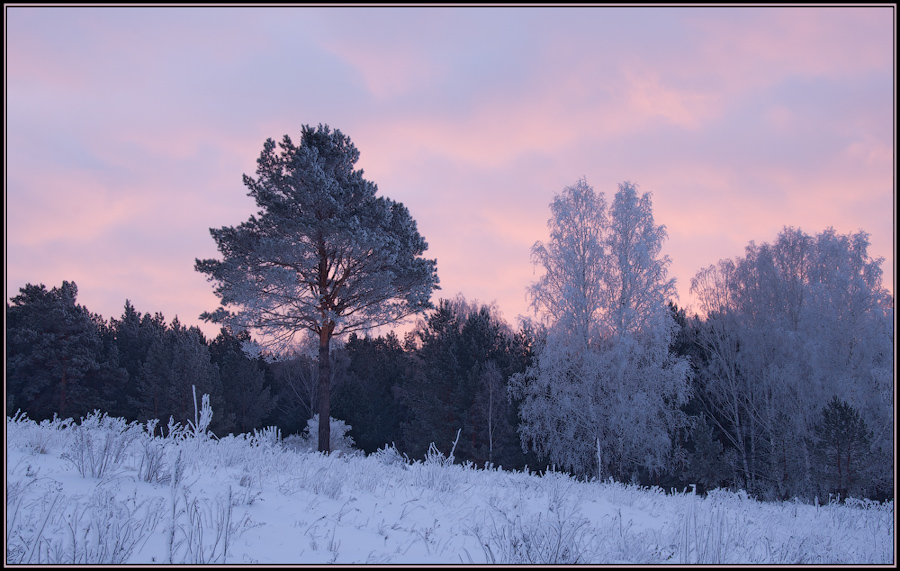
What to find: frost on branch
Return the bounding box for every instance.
[513,179,691,480]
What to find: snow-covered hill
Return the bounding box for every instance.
[5,411,894,565]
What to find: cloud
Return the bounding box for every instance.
[6,7,893,337]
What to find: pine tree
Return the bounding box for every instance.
[332,331,410,454]
[110,301,168,420]
[686,415,730,491]
[397,296,524,466]
[400,299,465,459]
[814,396,873,499]
[209,328,275,435]
[7,282,125,420]
[136,318,225,434]
[196,124,438,452]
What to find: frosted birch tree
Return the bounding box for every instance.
[690,226,893,499]
[527,177,607,349]
[512,179,691,479]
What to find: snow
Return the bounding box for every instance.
[6,411,894,565]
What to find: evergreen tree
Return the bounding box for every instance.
[686,415,731,492]
[400,296,526,467]
[88,314,130,419]
[110,301,168,420]
[332,331,410,454]
[209,328,276,435]
[196,124,438,452]
[7,282,125,420]
[136,317,225,434]
[813,396,873,499]
[400,299,466,459]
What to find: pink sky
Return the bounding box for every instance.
[6,6,895,340]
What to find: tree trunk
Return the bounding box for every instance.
[317,326,333,453]
[59,370,68,417]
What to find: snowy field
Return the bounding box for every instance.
[6,410,895,565]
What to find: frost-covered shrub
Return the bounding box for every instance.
[490,509,593,564]
[275,453,346,500]
[61,411,142,479]
[8,411,73,455]
[371,442,408,467]
[679,492,731,564]
[251,426,282,449]
[298,415,357,454]
[71,488,166,564]
[473,482,596,564]
[6,480,165,565]
[281,433,307,454]
[138,436,169,484]
[135,419,163,482]
[169,486,257,564]
[410,438,469,493]
[187,392,214,440]
[207,434,252,467]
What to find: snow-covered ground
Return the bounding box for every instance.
[6,411,895,565]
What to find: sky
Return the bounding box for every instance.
[6,6,895,340]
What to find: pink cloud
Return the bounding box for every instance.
[686,8,891,92]
[621,69,724,131]
[7,7,893,341]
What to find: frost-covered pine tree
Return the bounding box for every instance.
[196,125,438,452]
[511,180,691,479]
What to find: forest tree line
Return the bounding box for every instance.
[5,128,894,505]
[7,220,893,503]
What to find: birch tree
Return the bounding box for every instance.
[690,226,893,499]
[512,180,691,479]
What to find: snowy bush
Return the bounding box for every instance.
[6,477,165,565]
[8,411,73,455]
[371,442,408,467]
[61,411,142,479]
[168,486,257,564]
[476,500,595,564]
[296,415,356,454]
[187,390,214,440]
[251,426,282,450]
[679,489,731,564]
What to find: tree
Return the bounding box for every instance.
[332,331,410,454]
[813,396,873,498]
[208,328,276,435]
[7,282,125,420]
[110,300,169,420]
[512,180,691,479]
[400,296,525,466]
[605,181,678,338]
[196,124,438,452]
[135,317,225,435]
[528,177,607,348]
[685,414,731,492]
[689,226,893,500]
